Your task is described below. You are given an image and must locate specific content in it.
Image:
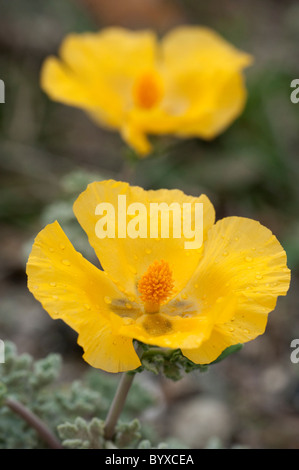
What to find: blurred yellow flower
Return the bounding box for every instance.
[27,180,290,373]
[41,26,253,156]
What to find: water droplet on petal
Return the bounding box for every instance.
[49,247,54,253]
[84,304,91,310]
[50,282,56,287]
[60,244,66,250]
[62,259,71,266]
[245,256,253,262]
[229,327,235,332]
[104,296,112,305]
[223,251,228,256]
[129,266,137,275]
[255,274,263,280]
[145,248,152,255]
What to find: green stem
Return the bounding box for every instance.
[5,397,63,449]
[119,146,140,183]
[104,372,135,441]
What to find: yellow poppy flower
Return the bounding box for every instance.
[26,180,290,373]
[40,26,253,156]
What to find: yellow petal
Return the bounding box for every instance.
[119,313,212,349]
[156,26,252,140]
[121,123,153,156]
[26,221,141,372]
[77,319,141,373]
[182,328,234,364]
[41,56,97,109]
[73,180,215,299]
[59,28,157,77]
[161,26,253,72]
[174,71,248,139]
[180,216,290,363]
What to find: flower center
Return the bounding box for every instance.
[138,260,174,313]
[133,71,163,109]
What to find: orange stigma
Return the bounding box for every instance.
[133,71,163,109]
[138,260,174,313]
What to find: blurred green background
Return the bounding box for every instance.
[1,0,299,448]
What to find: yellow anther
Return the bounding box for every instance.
[133,71,163,109]
[138,260,174,313]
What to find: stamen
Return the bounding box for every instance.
[138,260,174,313]
[133,72,163,109]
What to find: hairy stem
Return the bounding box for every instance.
[104,372,135,440]
[5,397,63,449]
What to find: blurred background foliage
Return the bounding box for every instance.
[1,0,299,448]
